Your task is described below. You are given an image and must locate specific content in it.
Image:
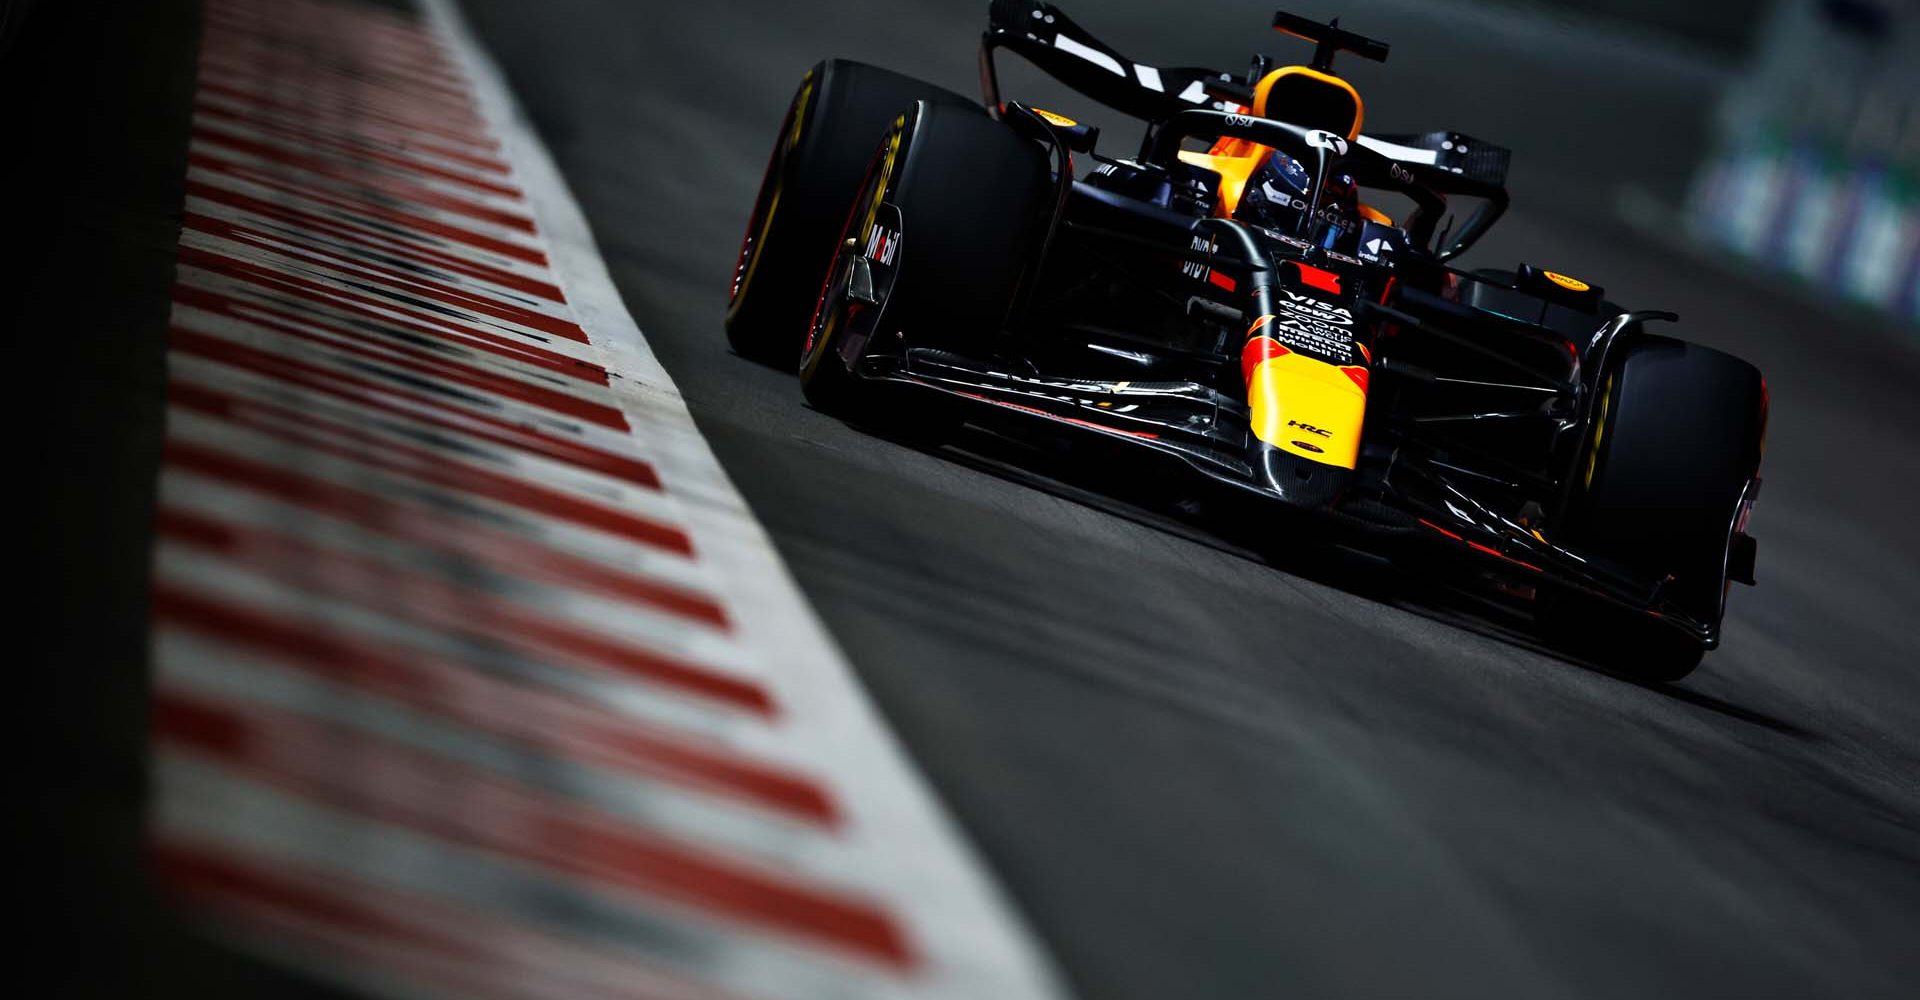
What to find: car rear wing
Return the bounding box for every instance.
[1357,132,1510,191]
[986,3,1515,259]
[1356,131,1512,259]
[982,0,1253,121]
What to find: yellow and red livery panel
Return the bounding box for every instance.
[1242,262,1372,469]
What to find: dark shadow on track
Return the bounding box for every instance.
[853,401,1819,742]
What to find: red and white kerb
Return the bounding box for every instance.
[148,1,1063,998]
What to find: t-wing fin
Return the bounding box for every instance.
[1270,11,1390,72]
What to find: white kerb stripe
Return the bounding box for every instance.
[418,0,1071,997]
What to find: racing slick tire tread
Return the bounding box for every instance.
[1544,334,1766,681]
[726,60,978,368]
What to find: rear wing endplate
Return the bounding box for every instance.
[1357,131,1512,259]
[1357,131,1511,191]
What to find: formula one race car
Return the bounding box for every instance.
[724,2,1768,680]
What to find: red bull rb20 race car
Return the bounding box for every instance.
[725,2,1769,681]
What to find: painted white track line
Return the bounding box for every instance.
[148,1,1067,997]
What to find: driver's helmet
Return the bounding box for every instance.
[1236,151,1361,254]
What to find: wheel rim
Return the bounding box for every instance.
[1714,476,1760,623]
[729,72,815,310]
[802,121,903,382]
[1582,373,1613,490]
[801,247,853,381]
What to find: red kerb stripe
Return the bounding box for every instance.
[152,589,832,821]
[155,693,911,967]
[173,273,593,383]
[152,844,740,1000]
[157,444,686,614]
[182,234,589,344]
[164,375,679,551]
[170,269,626,429]
[167,327,656,487]
[154,501,766,714]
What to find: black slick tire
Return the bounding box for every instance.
[799,100,1049,417]
[1543,334,1766,681]
[725,60,976,368]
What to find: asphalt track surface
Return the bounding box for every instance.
[459,1,1920,997]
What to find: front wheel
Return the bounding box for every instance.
[1542,334,1767,681]
[726,60,976,368]
[801,100,1050,416]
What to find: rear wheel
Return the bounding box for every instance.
[1542,334,1766,681]
[800,101,1050,416]
[726,60,977,368]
